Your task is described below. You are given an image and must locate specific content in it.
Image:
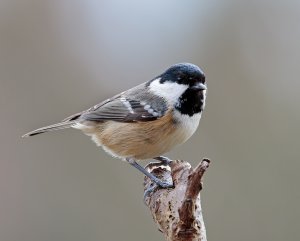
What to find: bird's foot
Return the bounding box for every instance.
[126,158,174,202]
[153,156,173,166]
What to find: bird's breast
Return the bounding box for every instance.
[76,110,201,160]
[172,110,202,143]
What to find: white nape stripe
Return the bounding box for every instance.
[149,78,188,105]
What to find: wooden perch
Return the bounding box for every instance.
[143,159,210,241]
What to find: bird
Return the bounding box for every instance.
[23,63,207,189]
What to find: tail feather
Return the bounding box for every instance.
[22,121,76,137]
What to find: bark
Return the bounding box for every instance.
[144,159,210,241]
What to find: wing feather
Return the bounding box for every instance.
[81,97,163,122]
[62,84,168,123]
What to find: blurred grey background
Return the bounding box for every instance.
[1,0,299,240]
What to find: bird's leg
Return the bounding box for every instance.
[153,156,173,165]
[126,158,173,189]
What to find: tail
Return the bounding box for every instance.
[22,121,76,137]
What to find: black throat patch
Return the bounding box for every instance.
[175,89,205,116]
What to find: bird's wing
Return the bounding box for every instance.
[81,96,166,122]
[62,87,168,123]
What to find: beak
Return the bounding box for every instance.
[191,83,207,91]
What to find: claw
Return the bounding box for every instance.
[154,156,173,165]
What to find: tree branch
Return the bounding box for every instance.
[144,159,210,241]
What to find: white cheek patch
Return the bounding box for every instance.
[149,78,188,104]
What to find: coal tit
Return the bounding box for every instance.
[23,63,207,188]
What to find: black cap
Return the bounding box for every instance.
[160,63,205,86]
